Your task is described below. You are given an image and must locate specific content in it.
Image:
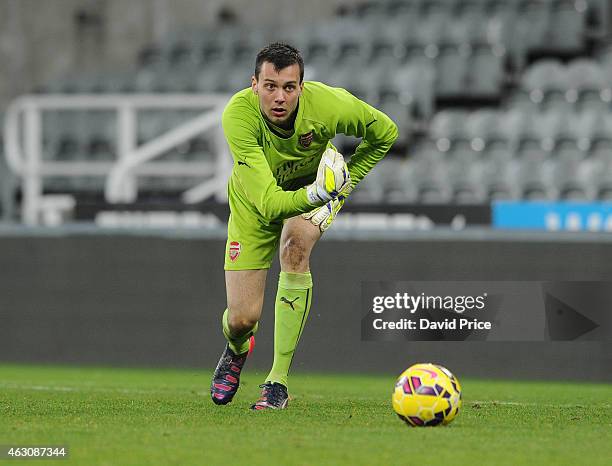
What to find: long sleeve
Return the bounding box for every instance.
[222,104,316,222]
[334,92,399,186]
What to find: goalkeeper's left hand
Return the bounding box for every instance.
[302,183,353,232]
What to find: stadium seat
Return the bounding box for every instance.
[96,71,136,93]
[445,1,489,44]
[303,40,336,82]
[220,61,254,93]
[589,112,612,148]
[585,0,609,36]
[521,60,566,103]
[481,144,516,188]
[484,0,522,66]
[453,180,487,204]
[589,141,612,165]
[133,67,168,93]
[557,179,592,200]
[369,40,404,73]
[417,182,453,204]
[566,109,605,150]
[52,110,93,161]
[516,0,551,49]
[407,149,453,204]
[386,159,420,204]
[565,59,607,99]
[42,112,61,161]
[498,106,537,151]
[384,1,421,43]
[553,134,586,159]
[594,145,612,199]
[186,133,213,161]
[532,109,570,152]
[355,0,388,25]
[576,88,610,114]
[540,89,573,114]
[429,110,470,150]
[373,157,407,201]
[549,0,586,52]
[599,59,612,89]
[328,72,370,102]
[137,44,164,69]
[334,16,373,53]
[516,151,556,200]
[421,0,455,25]
[386,0,423,19]
[464,109,504,150]
[82,111,116,160]
[435,43,470,96]
[392,62,435,119]
[505,89,540,113]
[550,148,592,200]
[503,106,573,154]
[414,3,451,46]
[326,43,378,100]
[447,149,487,203]
[351,164,387,204]
[199,37,234,69]
[154,66,198,93]
[373,20,410,59]
[467,43,504,96]
[166,40,199,69]
[377,90,412,148]
[597,182,612,200]
[194,66,222,94]
[137,111,168,145]
[485,0,522,18]
[232,40,258,68]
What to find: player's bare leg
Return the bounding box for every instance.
[252,216,321,410]
[211,269,267,405]
[279,216,322,273]
[225,269,268,338]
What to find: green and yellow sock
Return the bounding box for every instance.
[222,308,258,355]
[266,271,313,388]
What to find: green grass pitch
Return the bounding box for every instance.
[0,364,610,466]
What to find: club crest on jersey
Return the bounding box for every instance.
[229,241,241,261]
[298,131,313,148]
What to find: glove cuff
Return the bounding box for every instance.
[306,183,331,205]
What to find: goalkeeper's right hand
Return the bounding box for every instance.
[305,148,351,205]
[302,183,352,232]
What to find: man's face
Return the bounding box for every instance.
[252,61,303,128]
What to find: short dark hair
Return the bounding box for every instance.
[254,42,304,83]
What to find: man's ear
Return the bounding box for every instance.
[251,75,258,94]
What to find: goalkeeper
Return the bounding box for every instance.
[211,43,398,410]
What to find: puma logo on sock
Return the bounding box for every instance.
[280,296,300,310]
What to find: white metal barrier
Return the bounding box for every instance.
[3,94,232,225]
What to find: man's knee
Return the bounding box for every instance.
[280,235,310,270]
[227,310,259,336]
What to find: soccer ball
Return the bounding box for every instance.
[392,363,462,427]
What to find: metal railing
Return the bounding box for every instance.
[3,94,231,225]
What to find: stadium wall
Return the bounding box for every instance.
[1,230,610,382]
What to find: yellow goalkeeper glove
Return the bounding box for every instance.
[302,183,353,232]
[305,148,351,205]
